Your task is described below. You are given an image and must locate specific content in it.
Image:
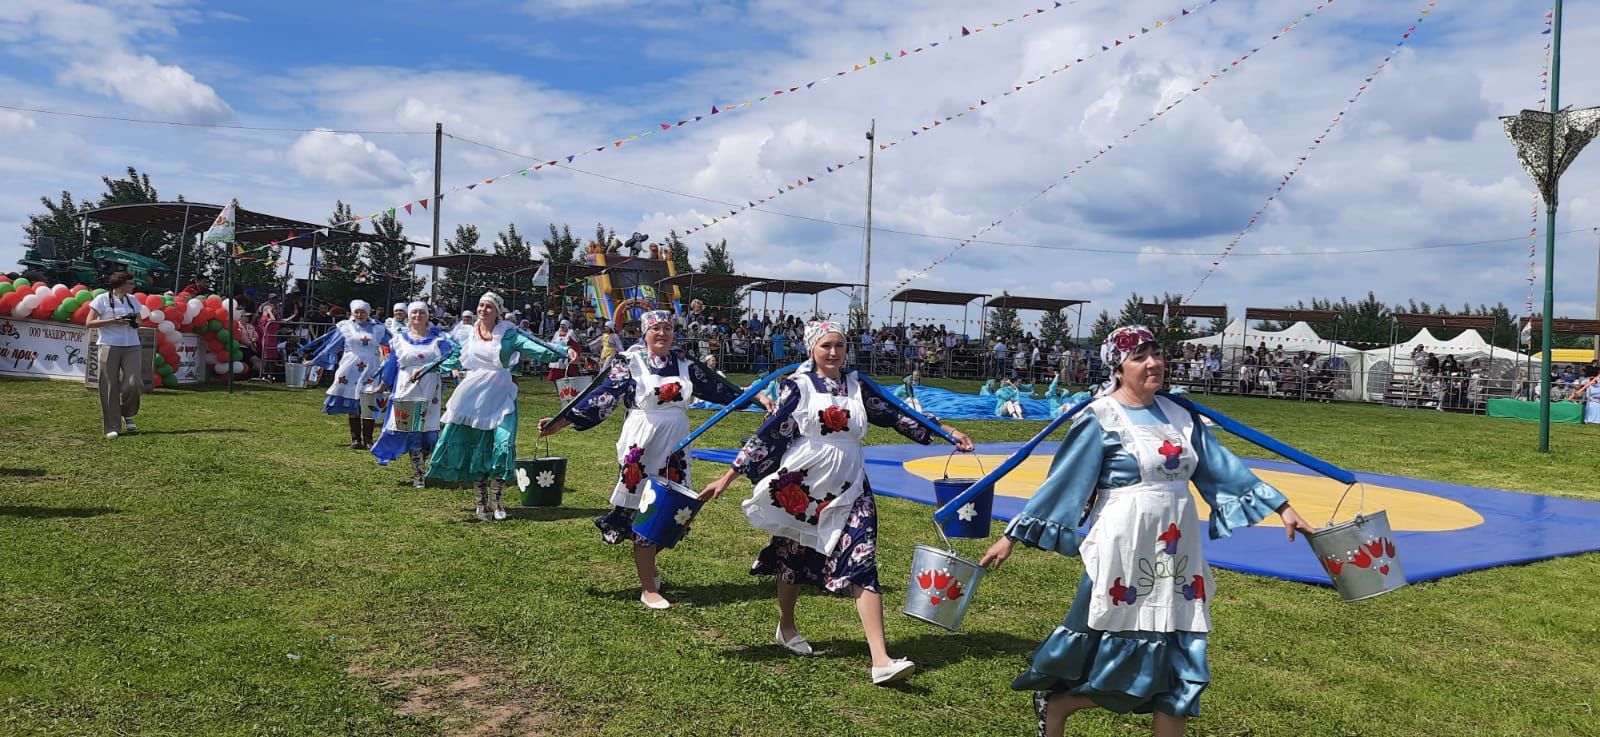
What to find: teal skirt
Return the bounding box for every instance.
[1013,573,1210,718]
[426,407,519,482]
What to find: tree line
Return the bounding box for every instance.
[19,166,745,317]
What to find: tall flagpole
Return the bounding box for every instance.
[1537,0,1563,452]
[864,119,876,331]
[431,122,443,306]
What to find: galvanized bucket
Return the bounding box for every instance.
[359,387,388,421]
[284,361,309,388]
[631,476,703,549]
[1305,484,1407,602]
[390,400,429,433]
[932,453,991,539]
[902,524,985,631]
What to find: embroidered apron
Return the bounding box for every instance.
[441,322,517,431]
[610,350,695,509]
[741,373,869,556]
[1078,396,1211,633]
[327,320,386,401]
[385,332,446,434]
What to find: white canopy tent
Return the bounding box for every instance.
[1359,328,1533,401]
[1186,320,1365,400]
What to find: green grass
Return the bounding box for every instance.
[2,377,1598,736]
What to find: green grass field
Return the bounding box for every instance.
[2,376,1598,736]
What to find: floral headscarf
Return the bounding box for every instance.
[641,310,674,331]
[1099,325,1158,396]
[803,320,845,351]
[478,291,504,315]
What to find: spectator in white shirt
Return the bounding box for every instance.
[86,271,145,438]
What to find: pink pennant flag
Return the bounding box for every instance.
[404,203,413,215]
[419,199,428,210]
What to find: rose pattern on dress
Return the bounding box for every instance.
[660,449,688,484]
[654,381,683,404]
[817,405,851,435]
[620,445,646,492]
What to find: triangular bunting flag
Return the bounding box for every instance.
[404,203,413,215]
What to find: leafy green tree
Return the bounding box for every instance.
[441,224,483,312]
[310,201,365,309]
[694,239,740,319]
[986,292,1022,344]
[366,212,421,303]
[1039,308,1073,346]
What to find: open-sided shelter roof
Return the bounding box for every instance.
[1143,303,1228,319]
[984,296,1086,312]
[748,279,862,295]
[1524,317,1600,335]
[1243,308,1338,323]
[85,202,427,250]
[409,254,539,273]
[656,273,773,291]
[888,288,988,305]
[1391,313,1500,331]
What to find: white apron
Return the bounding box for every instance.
[741,372,869,556]
[549,328,575,370]
[441,321,517,431]
[610,349,695,509]
[326,319,387,401]
[1078,396,1212,633]
[384,330,447,433]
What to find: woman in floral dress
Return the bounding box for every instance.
[308,299,390,449]
[699,321,976,686]
[538,310,766,610]
[978,326,1313,737]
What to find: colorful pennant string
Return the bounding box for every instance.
[245,0,1088,252]
[880,0,1336,300]
[1183,1,1442,303]
[680,0,1218,237]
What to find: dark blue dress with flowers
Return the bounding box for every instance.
[732,369,939,594]
[557,349,742,545]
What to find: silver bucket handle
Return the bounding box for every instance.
[931,517,955,553]
[941,449,987,480]
[1324,481,1369,528]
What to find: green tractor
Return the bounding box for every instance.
[18,236,172,292]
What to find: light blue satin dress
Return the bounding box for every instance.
[1005,399,1288,717]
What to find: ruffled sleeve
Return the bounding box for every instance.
[1002,412,1111,557]
[556,355,634,430]
[861,377,939,444]
[1189,414,1289,539]
[731,378,801,481]
[505,328,565,364]
[308,324,347,369]
[685,353,743,405]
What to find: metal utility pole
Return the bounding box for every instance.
[1538,0,1563,452]
[1593,227,1599,361]
[863,120,876,331]
[431,122,443,304]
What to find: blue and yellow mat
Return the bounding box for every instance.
[692,442,1600,585]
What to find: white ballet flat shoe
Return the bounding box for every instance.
[870,658,916,686]
[640,592,671,610]
[775,626,813,656]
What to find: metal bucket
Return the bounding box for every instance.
[902,541,985,632]
[556,374,588,405]
[390,400,429,433]
[631,476,703,549]
[284,361,309,389]
[358,387,389,420]
[514,442,567,507]
[932,453,992,538]
[1305,488,1407,602]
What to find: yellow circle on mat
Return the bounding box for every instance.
[902,455,1484,532]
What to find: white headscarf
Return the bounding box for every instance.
[406,301,428,314]
[478,292,504,316]
[392,302,406,313]
[349,299,371,316]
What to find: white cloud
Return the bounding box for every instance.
[287,130,414,189]
[60,52,231,123]
[0,109,36,133]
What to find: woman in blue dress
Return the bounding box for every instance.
[307,299,389,449]
[538,310,762,610]
[425,292,571,521]
[699,321,976,686]
[979,326,1313,737]
[371,302,454,488]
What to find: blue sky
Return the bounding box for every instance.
[2,0,1598,331]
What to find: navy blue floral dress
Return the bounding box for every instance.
[732,369,939,594]
[557,347,742,545]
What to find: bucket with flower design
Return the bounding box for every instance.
[931,452,991,539]
[515,436,567,507]
[902,522,986,632]
[1305,483,1407,602]
[631,476,704,549]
